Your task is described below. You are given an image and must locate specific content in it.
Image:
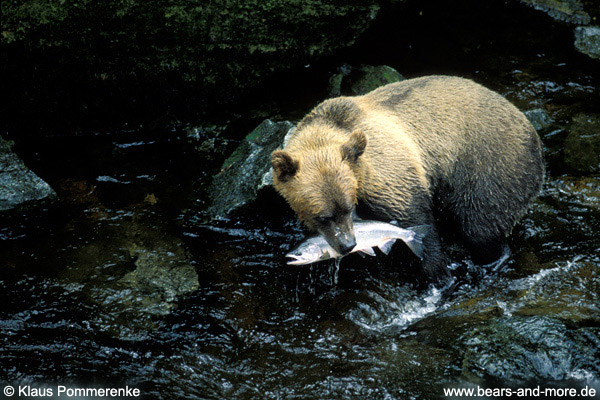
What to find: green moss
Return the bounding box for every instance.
[349,65,405,95]
[328,65,405,97]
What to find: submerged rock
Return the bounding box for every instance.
[118,242,199,316]
[207,119,295,219]
[518,0,591,24]
[564,113,600,173]
[462,316,599,384]
[328,65,405,97]
[0,136,56,212]
[574,25,600,60]
[58,214,199,340]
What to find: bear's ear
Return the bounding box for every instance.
[271,150,299,182]
[341,130,367,163]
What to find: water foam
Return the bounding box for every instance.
[347,279,454,332]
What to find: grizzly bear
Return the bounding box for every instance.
[271,75,544,282]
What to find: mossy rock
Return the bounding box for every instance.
[2,0,383,128]
[329,65,405,97]
[207,119,295,219]
[56,216,200,340]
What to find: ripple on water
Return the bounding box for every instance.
[346,280,453,333]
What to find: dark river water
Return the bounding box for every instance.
[1,1,599,399]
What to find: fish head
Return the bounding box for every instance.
[274,143,362,257]
[286,242,326,265]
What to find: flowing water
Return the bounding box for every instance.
[1,1,599,399]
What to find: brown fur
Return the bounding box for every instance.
[272,75,545,281]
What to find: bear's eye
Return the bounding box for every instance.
[316,215,332,224]
[338,205,354,217]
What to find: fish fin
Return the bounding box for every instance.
[377,239,396,255]
[359,247,376,257]
[406,224,431,237]
[403,225,431,260]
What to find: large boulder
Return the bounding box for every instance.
[207,119,295,219]
[0,136,56,212]
[2,0,383,133]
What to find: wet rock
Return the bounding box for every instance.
[207,119,295,219]
[186,124,225,143]
[564,113,600,173]
[518,0,591,24]
[0,136,56,212]
[329,65,405,97]
[574,25,600,60]
[524,108,554,132]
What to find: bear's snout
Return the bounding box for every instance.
[332,221,356,255]
[337,237,356,255]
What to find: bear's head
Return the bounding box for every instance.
[271,130,367,255]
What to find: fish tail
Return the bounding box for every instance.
[405,225,431,260]
[407,225,431,237]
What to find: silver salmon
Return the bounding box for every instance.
[286,220,429,265]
